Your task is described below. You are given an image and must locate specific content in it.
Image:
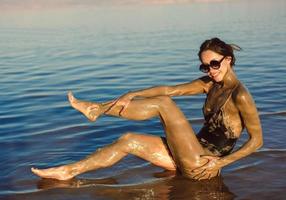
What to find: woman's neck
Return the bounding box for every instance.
[221,67,239,88]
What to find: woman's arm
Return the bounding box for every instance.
[129,76,213,98]
[219,85,263,167]
[109,76,213,115]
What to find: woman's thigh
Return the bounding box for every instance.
[122,132,176,171]
[123,132,215,175]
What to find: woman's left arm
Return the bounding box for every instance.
[192,86,263,180]
[219,85,263,167]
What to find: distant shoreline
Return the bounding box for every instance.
[0,0,235,12]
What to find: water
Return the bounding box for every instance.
[0,0,286,199]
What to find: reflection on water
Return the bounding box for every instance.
[0,0,286,199]
[8,173,235,200]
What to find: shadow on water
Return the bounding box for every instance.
[5,173,235,200]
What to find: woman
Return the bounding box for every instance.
[31,38,263,181]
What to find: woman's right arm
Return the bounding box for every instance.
[112,76,213,108]
[130,76,213,98]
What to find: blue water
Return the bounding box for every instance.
[0,0,286,199]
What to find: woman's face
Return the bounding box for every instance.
[200,50,231,82]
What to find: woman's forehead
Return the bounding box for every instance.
[201,50,222,63]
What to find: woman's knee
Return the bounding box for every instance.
[155,96,175,109]
[118,132,135,143]
[117,132,141,152]
[155,95,173,103]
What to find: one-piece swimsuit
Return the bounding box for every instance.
[197,82,239,157]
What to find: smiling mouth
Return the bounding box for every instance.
[210,72,220,78]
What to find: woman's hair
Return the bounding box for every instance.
[198,37,241,66]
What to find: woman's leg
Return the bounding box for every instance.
[67,93,215,178]
[31,133,176,180]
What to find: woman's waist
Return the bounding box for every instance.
[197,126,238,146]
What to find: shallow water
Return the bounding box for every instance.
[0,0,286,199]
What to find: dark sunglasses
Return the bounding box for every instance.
[199,56,226,73]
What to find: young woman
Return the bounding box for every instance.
[32,38,263,181]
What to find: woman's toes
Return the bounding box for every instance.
[68,91,75,103]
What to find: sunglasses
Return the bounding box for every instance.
[199,56,226,73]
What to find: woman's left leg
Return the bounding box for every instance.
[31,133,176,180]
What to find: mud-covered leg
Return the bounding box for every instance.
[32,133,176,180]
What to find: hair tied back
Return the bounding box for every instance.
[229,43,242,51]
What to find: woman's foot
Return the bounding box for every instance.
[31,166,76,181]
[68,91,103,122]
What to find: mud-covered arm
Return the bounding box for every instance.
[130,76,213,98]
[219,86,263,167]
[110,76,213,116]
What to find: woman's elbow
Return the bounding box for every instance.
[256,140,263,150]
[253,137,263,150]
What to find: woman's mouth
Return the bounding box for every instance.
[210,71,220,79]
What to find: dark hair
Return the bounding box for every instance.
[198,37,241,66]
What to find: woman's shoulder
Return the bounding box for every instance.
[198,75,213,83]
[197,76,214,93]
[232,81,255,107]
[233,81,250,95]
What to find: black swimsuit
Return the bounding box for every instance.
[197,83,239,157]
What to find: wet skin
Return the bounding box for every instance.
[31,50,263,181]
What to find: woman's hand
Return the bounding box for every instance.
[109,92,135,115]
[191,155,223,180]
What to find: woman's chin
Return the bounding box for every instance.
[214,77,222,82]
[210,75,223,82]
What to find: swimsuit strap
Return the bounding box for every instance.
[220,82,240,110]
[204,81,239,115]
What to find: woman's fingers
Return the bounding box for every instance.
[197,173,209,181]
[190,156,221,181]
[107,96,126,109]
[192,169,206,179]
[192,167,206,174]
[191,158,210,173]
[104,99,119,114]
[195,171,208,180]
[118,101,130,116]
[194,170,216,181]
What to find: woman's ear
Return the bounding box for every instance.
[225,56,232,65]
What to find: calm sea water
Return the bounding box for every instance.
[0,0,286,199]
